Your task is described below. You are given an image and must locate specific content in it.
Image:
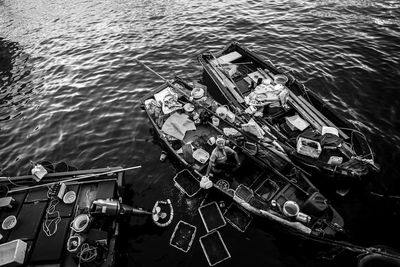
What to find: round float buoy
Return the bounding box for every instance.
[152,199,174,227]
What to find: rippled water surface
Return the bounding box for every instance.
[1,0,400,266]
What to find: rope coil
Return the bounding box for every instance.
[77,243,97,263]
[42,197,61,237]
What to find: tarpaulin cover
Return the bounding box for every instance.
[161,113,196,140]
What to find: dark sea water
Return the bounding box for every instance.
[1,0,400,266]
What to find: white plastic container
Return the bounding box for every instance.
[296,212,311,224]
[212,116,220,127]
[328,156,343,165]
[216,106,229,120]
[207,136,216,146]
[282,201,300,217]
[31,164,47,182]
[226,110,235,123]
[0,239,27,266]
[296,137,322,159]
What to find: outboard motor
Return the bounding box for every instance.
[89,198,174,227]
[90,199,152,216]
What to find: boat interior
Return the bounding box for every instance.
[143,86,335,227]
[201,46,373,175]
[176,117,312,215]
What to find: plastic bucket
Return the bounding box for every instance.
[282,201,299,217]
[212,117,220,126]
[226,110,235,123]
[216,106,228,120]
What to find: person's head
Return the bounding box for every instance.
[216,137,225,149]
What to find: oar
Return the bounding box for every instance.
[8,165,142,193]
[135,59,311,194]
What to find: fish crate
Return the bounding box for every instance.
[169,220,197,253]
[198,201,226,233]
[173,169,201,197]
[223,203,252,232]
[199,231,231,266]
[234,184,254,203]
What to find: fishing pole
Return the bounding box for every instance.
[7,165,142,193]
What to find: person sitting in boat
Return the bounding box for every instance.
[205,137,240,177]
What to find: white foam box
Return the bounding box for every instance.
[0,239,27,266]
[296,137,322,159]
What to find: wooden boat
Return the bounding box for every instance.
[198,42,379,184]
[0,166,137,267]
[357,246,400,267]
[139,71,345,239]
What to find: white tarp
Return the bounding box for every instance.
[161,113,196,140]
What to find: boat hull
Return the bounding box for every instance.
[140,81,345,240]
[198,42,378,184]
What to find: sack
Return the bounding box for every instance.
[200,176,213,189]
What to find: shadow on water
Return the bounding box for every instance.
[0,37,32,122]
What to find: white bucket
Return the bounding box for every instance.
[208,136,216,146]
[71,214,90,232]
[282,201,300,217]
[216,106,229,120]
[226,110,235,123]
[212,117,220,126]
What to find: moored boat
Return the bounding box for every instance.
[198,42,379,185]
[0,164,169,266]
[0,166,131,266]
[138,66,345,240]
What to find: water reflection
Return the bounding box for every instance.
[0,0,400,265]
[0,38,32,121]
